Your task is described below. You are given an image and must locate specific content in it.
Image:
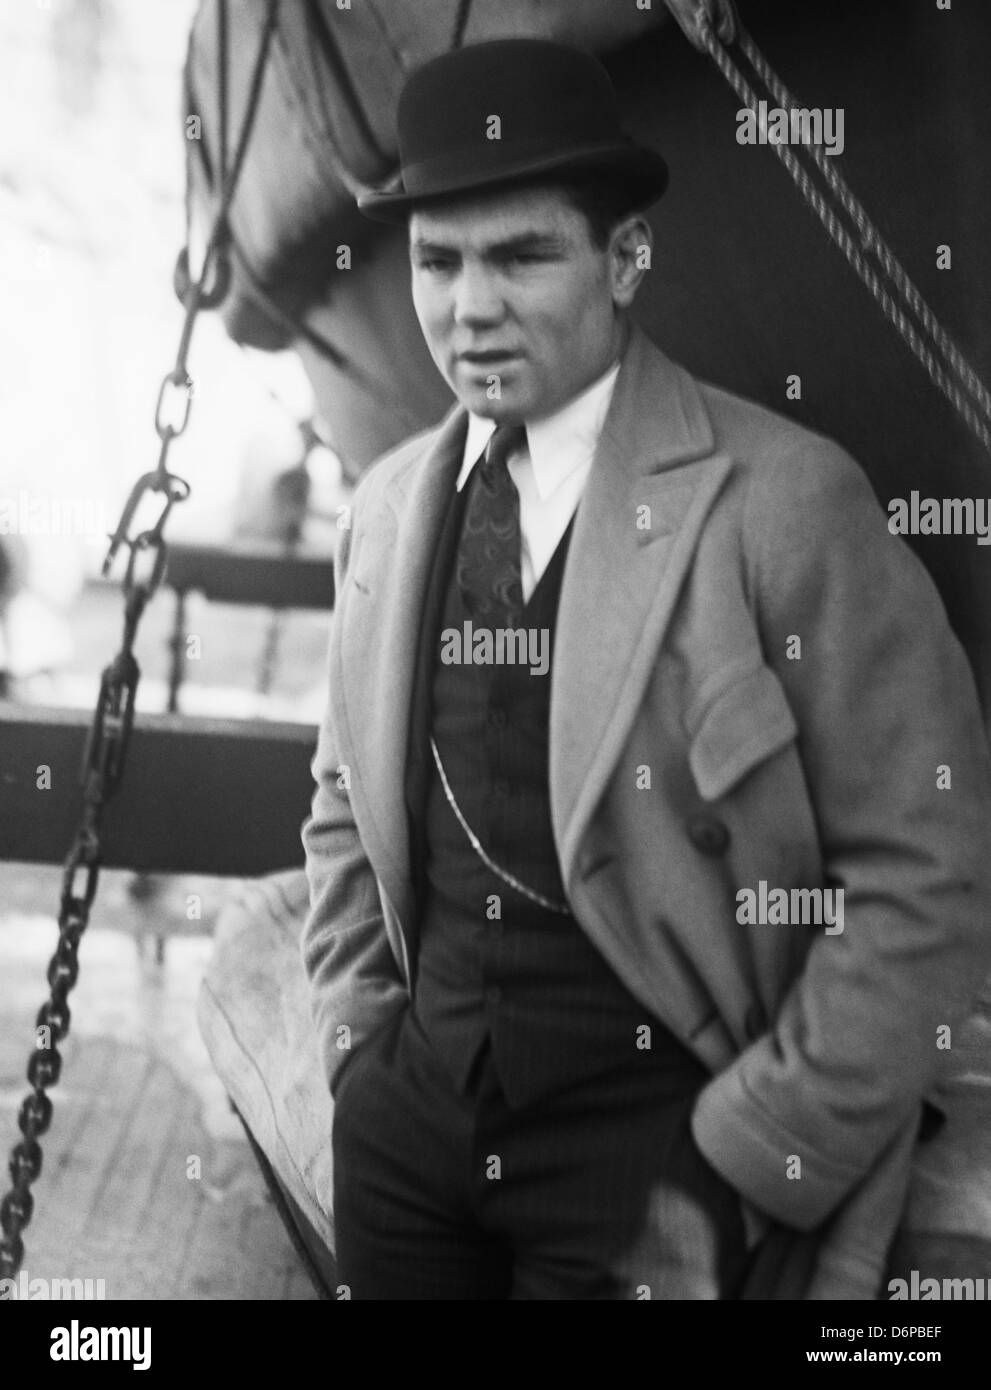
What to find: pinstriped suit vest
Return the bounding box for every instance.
[407,476,706,1108]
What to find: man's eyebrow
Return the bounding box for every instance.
[488,232,566,254]
[410,231,567,255]
[409,238,457,255]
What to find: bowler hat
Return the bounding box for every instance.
[357,39,669,223]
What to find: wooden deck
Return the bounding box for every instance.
[0,862,317,1300]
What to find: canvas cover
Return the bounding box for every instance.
[183,0,666,346]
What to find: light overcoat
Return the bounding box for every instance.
[302,326,991,1298]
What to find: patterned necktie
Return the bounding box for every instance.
[456,422,527,628]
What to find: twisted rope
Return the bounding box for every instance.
[697,16,991,454]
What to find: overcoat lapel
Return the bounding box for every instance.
[337,328,734,935]
[550,330,734,891]
[335,406,465,938]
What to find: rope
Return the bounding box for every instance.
[696,15,991,455]
[174,0,280,373]
[219,0,278,219]
[191,0,476,432]
[301,0,384,196]
[217,0,229,183]
[179,22,201,260]
[452,0,473,50]
[737,32,991,428]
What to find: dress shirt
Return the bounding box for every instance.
[456,359,621,603]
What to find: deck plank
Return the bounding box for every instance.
[0,871,317,1301]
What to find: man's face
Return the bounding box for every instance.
[409,185,628,422]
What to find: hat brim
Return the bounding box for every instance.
[357,143,669,224]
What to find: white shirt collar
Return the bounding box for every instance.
[457,359,621,500]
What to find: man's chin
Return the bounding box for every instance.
[447,375,536,421]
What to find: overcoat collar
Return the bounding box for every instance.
[334,326,733,931]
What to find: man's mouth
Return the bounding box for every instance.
[458,349,522,365]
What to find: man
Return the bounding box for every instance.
[301,38,991,1299]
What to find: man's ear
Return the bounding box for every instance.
[609,215,653,309]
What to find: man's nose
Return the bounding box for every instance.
[452,264,503,325]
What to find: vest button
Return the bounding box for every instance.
[493,779,510,799]
[489,707,507,729]
[486,985,502,1006]
[686,813,730,856]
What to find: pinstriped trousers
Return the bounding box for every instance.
[331,1003,750,1300]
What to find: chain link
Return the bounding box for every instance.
[0,661,134,1277]
[0,0,280,1283]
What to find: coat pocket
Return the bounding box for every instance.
[687,662,798,803]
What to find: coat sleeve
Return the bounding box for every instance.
[300,489,410,1094]
[691,441,991,1231]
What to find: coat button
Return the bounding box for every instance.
[686,813,730,856]
[744,1004,766,1042]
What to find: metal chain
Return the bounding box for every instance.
[429,736,571,915]
[696,15,991,454]
[0,0,280,1283]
